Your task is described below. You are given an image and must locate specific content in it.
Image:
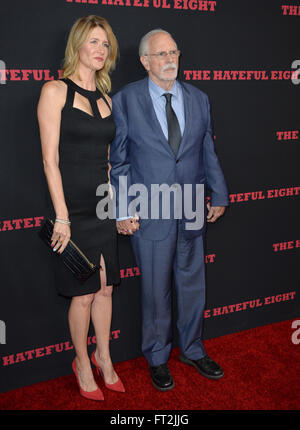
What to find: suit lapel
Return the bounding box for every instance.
[176,81,191,159]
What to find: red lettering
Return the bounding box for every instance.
[10,70,21,81]
[15,352,26,363]
[43,70,54,81]
[2,355,15,366]
[204,309,211,318]
[12,219,23,229]
[21,70,32,80]
[111,330,120,339]
[45,346,54,355]
[35,348,45,358]
[34,216,44,227]
[64,342,74,351]
[134,266,141,276]
[213,307,222,316]
[243,192,251,201]
[282,5,289,14]
[184,70,192,80]
[23,218,34,228]
[229,194,236,203]
[32,70,43,81]
[221,306,229,314]
[55,343,64,353]
[125,268,134,277]
[24,350,35,360]
[1,220,13,231]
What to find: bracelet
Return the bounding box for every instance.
[55,218,71,225]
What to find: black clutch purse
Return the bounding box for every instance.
[38,218,100,284]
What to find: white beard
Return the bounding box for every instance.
[159,63,178,81]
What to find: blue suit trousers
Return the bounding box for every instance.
[130,219,207,367]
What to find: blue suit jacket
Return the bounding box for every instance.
[110,77,228,240]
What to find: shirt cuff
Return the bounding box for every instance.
[116,216,132,221]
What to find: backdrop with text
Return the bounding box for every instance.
[0,0,299,393]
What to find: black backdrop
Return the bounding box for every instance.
[0,0,299,393]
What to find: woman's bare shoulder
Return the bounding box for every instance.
[39,79,67,108]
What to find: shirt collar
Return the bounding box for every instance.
[148,77,179,100]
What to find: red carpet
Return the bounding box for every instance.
[0,320,299,410]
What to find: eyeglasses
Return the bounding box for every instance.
[145,50,181,58]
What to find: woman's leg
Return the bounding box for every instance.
[68,293,99,391]
[91,254,118,384]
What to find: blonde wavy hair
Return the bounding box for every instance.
[62,15,118,94]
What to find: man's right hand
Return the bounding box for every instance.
[116,216,139,235]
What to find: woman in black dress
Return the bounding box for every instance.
[37,15,132,400]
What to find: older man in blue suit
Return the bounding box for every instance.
[110,29,228,391]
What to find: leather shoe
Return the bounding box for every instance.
[179,355,224,379]
[149,364,175,391]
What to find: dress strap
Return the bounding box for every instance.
[60,78,75,110]
[100,94,112,112]
[89,98,102,118]
[63,77,101,100]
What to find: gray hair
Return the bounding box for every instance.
[139,29,176,56]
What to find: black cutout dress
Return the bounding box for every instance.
[47,78,120,297]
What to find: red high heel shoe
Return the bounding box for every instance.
[72,358,104,401]
[91,351,125,393]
